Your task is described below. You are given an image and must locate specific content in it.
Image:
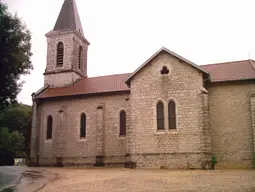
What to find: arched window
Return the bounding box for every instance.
[119,111,126,136]
[157,102,164,130]
[56,42,64,67]
[46,115,53,140]
[80,113,86,138]
[78,46,83,70]
[168,101,176,129]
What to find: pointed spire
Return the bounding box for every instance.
[53,0,84,36]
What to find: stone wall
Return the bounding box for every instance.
[44,71,81,87]
[30,99,38,164]
[46,32,75,72]
[72,35,88,77]
[128,51,209,169]
[44,31,88,87]
[35,93,129,166]
[250,90,255,168]
[208,81,255,168]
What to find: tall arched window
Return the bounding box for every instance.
[56,42,64,67]
[80,113,86,138]
[168,101,176,129]
[46,115,53,140]
[119,111,126,136]
[157,102,164,130]
[78,46,83,70]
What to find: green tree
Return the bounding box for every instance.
[0,103,32,132]
[0,127,25,165]
[0,2,33,108]
[0,103,32,158]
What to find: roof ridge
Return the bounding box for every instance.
[248,59,255,72]
[201,59,250,67]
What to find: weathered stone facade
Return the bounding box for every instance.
[44,30,88,87]
[127,52,211,169]
[208,81,255,168]
[30,0,255,169]
[32,94,129,166]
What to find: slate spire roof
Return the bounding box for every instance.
[53,0,84,36]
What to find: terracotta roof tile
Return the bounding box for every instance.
[36,73,131,99]
[201,60,255,82]
[36,60,255,99]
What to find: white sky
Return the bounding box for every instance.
[4,0,255,105]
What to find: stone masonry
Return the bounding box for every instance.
[128,51,210,169]
[209,82,255,168]
[35,94,129,166]
[30,0,255,169]
[44,30,88,87]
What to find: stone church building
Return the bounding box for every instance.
[30,0,255,169]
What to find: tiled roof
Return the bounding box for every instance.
[36,60,255,99]
[36,73,131,99]
[201,60,255,82]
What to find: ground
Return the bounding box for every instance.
[0,166,25,191]
[0,166,55,192]
[38,168,255,192]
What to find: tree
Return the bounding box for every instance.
[0,103,32,132]
[0,127,25,165]
[0,2,33,108]
[0,103,32,158]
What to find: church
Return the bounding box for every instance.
[30,0,255,169]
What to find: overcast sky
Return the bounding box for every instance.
[4,0,255,105]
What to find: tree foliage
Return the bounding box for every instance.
[0,103,32,158]
[0,103,32,165]
[0,103,32,132]
[0,127,25,165]
[0,2,33,108]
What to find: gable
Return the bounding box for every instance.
[127,50,205,94]
[125,47,208,86]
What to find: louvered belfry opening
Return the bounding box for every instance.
[78,46,83,70]
[56,42,64,67]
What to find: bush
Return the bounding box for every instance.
[211,156,217,170]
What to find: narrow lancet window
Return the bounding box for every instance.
[120,111,126,136]
[46,115,53,140]
[168,101,176,129]
[78,46,83,70]
[80,113,86,138]
[56,42,64,67]
[157,102,165,130]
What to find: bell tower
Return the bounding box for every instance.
[44,0,90,87]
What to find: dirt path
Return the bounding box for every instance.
[39,168,255,192]
[15,168,57,192]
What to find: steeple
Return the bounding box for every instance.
[53,0,84,36]
[44,0,90,87]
